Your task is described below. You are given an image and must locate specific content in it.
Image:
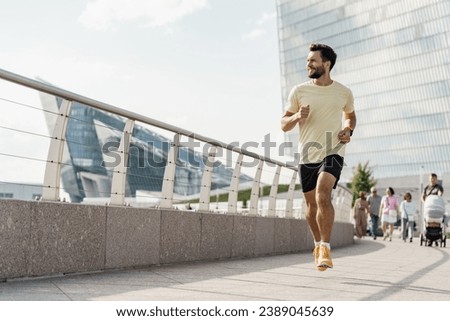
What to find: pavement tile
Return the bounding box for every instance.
[1,233,449,301]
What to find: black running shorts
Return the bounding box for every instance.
[299,154,344,193]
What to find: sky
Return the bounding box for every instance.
[0,0,284,184]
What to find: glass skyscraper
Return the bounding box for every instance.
[276,0,450,182]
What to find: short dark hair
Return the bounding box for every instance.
[387,187,395,195]
[309,43,337,70]
[431,173,438,178]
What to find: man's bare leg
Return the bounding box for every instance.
[303,189,328,271]
[316,172,336,243]
[314,172,336,270]
[303,189,320,242]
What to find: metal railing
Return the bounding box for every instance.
[0,67,352,221]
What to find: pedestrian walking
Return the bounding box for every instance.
[380,187,399,241]
[400,192,416,242]
[353,191,369,238]
[367,187,382,239]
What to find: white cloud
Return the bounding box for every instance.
[256,12,276,26]
[79,0,209,31]
[242,11,276,41]
[242,28,265,40]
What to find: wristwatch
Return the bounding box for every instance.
[346,127,353,136]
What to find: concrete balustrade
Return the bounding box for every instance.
[0,199,354,280]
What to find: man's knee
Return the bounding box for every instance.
[316,172,336,202]
[315,189,332,208]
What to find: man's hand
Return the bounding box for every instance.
[338,127,352,143]
[298,104,310,120]
[281,105,310,132]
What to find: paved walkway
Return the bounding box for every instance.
[1,231,449,301]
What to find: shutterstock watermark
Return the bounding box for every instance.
[101,133,346,169]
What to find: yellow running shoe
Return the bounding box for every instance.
[317,245,333,270]
[313,246,327,271]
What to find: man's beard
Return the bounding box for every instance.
[308,66,325,79]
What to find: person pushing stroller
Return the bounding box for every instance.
[422,173,445,246]
[422,173,444,202]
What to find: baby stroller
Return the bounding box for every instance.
[420,195,447,247]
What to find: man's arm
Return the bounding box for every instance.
[343,110,356,133]
[338,110,357,143]
[281,111,299,132]
[281,105,310,132]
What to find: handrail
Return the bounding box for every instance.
[0,68,297,171]
[0,67,353,222]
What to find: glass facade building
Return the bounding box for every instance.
[39,92,251,203]
[276,0,450,182]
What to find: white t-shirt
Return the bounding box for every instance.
[284,80,354,164]
[400,200,416,220]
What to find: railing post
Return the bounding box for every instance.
[227,153,243,214]
[249,159,264,215]
[160,133,180,209]
[199,145,217,212]
[41,99,72,201]
[268,166,281,217]
[285,170,298,218]
[109,119,135,205]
